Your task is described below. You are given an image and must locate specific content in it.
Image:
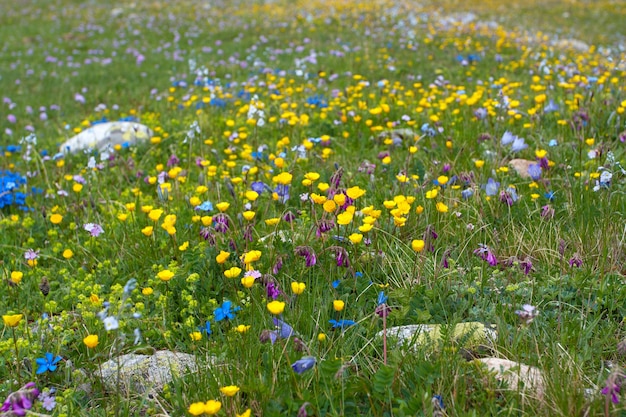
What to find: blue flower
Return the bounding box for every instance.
[332,279,341,289]
[198,320,212,335]
[213,300,240,322]
[483,178,500,196]
[291,356,316,374]
[273,317,294,339]
[527,164,542,180]
[377,291,388,305]
[329,319,356,329]
[511,137,528,152]
[461,188,474,199]
[195,201,213,212]
[36,352,62,374]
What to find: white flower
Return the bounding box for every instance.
[103,316,119,331]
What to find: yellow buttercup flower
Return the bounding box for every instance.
[190,331,202,341]
[141,226,153,237]
[216,250,230,264]
[219,385,240,397]
[267,300,286,315]
[204,400,222,415]
[224,267,242,279]
[83,334,99,348]
[157,269,174,281]
[235,325,251,333]
[188,402,205,416]
[236,409,252,417]
[50,213,63,224]
[411,239,425,252]
[10,271,23,284]
[333,300,345,312]
[3,314,23,327]
[291,282,306,295]
[216,202,230,212]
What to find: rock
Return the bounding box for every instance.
[378,322,497,349]
[375,129,418,146]
[99,350,199,394]
[59,122,153,154]
[508,159,535,179]
[476,357,545,394]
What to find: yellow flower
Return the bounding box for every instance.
[204,400,222,415]
[323,200,337,213]
[436,202,448,213]
[264,217,280,226]
[190,331,202,341]
[336,211,353,225]
[178,241,189,251]
[437,175,449,185]
[73,183,83,193]
[224,267,242,278]
[333,193,346,206]
[411,239,425,252]
[242,250,261,264]
[141,226,153,236]
[3,314,23,327]
[236,409,252,417]
[219,385,240,397]
[348,233,363,244]
[10,271,23,284]
[474,160,485,168]
[201,216,213,226]
[216,251,230,264]
[148,209,163,221]
[425,189,438,199]
[242,211,256,221]
[291,282,306,295]
[117,213,128,222]
[216,202,230,212]
[235,325,251,333]
[266,300,286,315]
[157,270,175,281]
[241,276,256,288]
[50,214,63,224]
[346,186,366,199]
[188,402,205,416]
[142,287,153,296]
[245,191,259,201]
[333,300,345,312]
[272,172,293,185]
[318,333,327,342]
[83,334,99,348]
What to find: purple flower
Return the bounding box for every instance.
[266,282,281,299]
[84,223,104,237]
[295,246,317,267]
[514,304,538,324]
[291,356,316,374]
[602,382,621,404]
[1,382,39,416]
[569,254,583,268]
[24,249,39,261]
[474,244,497,266]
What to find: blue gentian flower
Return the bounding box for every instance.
[377,291,388,305]
[213,300,240,322]
[329,319,356,329]
[36,353,62,374]
[195,201,213,211]
[198,320,212,335]
[291,356,316,374]
[527,164,542,180]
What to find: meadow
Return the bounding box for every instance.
[1,0,626,415]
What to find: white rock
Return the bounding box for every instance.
[59,122,152,154]
[99,350,199,393]
[477,357,545,394]
[378,322,497,349]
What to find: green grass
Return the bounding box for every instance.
[1,0,626,416]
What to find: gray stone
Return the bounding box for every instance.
[59,122,152,154]
[99,350,199,393]
[378,322,497,349]
[477,357,545,394]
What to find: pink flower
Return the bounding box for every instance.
[84,223,104,237]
